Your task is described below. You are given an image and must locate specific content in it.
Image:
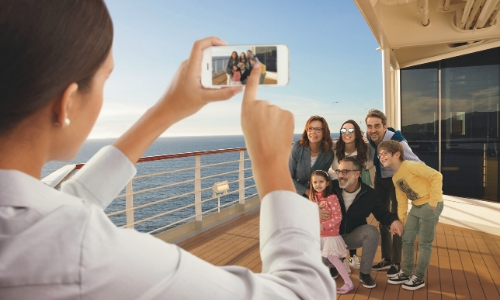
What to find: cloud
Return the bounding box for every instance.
[401,84,500,127]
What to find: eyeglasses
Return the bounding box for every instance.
[377,150,392,159]
[340,128,355,135]
[334,169,359,176]
[308,127,323,133]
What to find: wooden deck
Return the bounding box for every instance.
[177,208,500,299]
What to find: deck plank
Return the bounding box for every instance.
[176,210,500,299]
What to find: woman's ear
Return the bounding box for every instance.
[52,83,78,127]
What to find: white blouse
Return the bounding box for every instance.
[328,150,359,180]
[0,146,335,299]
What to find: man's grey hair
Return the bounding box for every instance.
[339,156,363,170]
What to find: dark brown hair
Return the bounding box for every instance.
[309,170,333,201]
[298,116,333,153]
[0,0,113,135]
[335,119,367,165]
[365,109,387,126]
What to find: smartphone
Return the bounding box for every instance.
[201,44,289,88]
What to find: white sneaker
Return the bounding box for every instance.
[343,258,352,274]
[349,255,361,269]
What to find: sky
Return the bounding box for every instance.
[93,0,383,139]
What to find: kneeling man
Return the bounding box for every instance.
[323,156,403,289]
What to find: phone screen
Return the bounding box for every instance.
[210,46,278,86]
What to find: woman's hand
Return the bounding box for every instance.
[113,37,242,163]
[241,62,295,197]
[157,37,242,124]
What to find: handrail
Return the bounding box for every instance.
[73,147,248,170]
[133,157,251,180]
[47,147,256,234]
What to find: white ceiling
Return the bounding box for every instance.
[354,0,500,68]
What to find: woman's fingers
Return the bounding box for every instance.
[187,36,226,76]
[242,63,261,109]
[203,87,242,102]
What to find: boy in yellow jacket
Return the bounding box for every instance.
[378,140,444,291]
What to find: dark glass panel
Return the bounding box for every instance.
[401,62,439,170]
[441,48,500,201]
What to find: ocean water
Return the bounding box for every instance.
[41,133,338,233]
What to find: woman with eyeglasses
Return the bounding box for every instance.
[327,119,373,272]
[289,116,334,197]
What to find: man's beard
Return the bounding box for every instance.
[339,176,355,189]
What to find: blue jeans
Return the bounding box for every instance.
[402,202,444,280]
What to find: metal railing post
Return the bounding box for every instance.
[239,151,245,206]
[125,180,134,229]
[195,156,202,225]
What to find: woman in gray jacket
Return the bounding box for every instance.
[289,116,334,197]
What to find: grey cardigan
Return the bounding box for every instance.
[288,142,335,195]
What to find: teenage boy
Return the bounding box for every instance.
[377,140,444,291]
[365,109,422,277]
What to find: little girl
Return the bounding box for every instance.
[309,170,353,294]
[230,65,242,85]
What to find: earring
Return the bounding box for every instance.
[64,118,71,126]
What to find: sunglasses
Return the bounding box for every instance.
[340,128,355,135]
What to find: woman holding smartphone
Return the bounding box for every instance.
[289,116,335,197]
[0,1,336,299]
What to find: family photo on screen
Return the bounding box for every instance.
[211,46,277,86]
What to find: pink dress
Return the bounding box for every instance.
[230,70,242,85]
[313,192,347,258]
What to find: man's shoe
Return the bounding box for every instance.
[343,258,352,274]
[372,259,392,271]
[349,255,361,269]
[386,264,400,278]
[359,272,376,288]
[402,275,425,290]
[329,267,339,279]
[387,271,410,284]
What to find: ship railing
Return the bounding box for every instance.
[45,148,257,237]
[212,57,228,77]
